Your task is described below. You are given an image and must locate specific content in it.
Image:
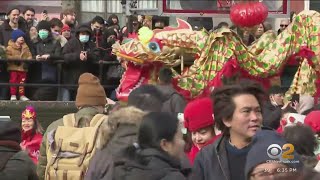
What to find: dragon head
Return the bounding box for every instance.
[112,19,195,101]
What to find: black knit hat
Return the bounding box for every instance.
[245,130,303,180]
[268,85,284,95]
[0,121,21,143]
[37,20,51,32]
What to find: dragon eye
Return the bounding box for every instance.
[148,42,160,53]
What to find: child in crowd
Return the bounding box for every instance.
[6,29,32,101]
[184,97,221,164]
[20,106,43,164]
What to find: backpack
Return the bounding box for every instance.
[45,113,107,180]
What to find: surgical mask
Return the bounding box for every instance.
[79,35,89,43]
[38,30,49,40]
[52,32,60,40]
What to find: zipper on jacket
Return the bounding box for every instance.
[217,154,229,180]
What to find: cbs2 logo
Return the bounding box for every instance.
[267,144,294,159]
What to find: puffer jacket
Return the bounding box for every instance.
[0,143,38,180]
[6,40,32,72]
[37,107,107,180]
[85,106,147,180]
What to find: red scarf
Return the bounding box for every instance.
[186,134,222,165]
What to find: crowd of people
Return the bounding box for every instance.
[0,7,150,102]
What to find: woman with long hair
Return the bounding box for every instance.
[115,112,190,179]
[20,105,43,164]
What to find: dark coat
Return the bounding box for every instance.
[262,101,282,129]
[28,35,62,83]
[192,135,231,180]
[156,85,186,116]
[62,25,100,85]
[0,19,27,47]
[85,107,146,180]
[0,145,38,180]
[114,148,189,180]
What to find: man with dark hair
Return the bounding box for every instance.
[50,18,67,48]
[128,84,165,112]
[262,85,288,129]
[156,67,186,116]
[192,82,266,180]
[22,7,37,29]
[90,16,105,46]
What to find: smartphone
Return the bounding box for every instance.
[43,10,48,14]
[291,93,300,103]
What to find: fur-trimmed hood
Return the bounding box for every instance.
[96,106,146,149]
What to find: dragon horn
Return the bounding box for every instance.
[154,18,192,34]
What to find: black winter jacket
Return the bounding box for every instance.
[0,145,38,180]
[28,36,62,83]
[0,19,27,47]
[262,101,283,129]
[192,135,231,180]
[114,148,190,180]
[62,25,100,85]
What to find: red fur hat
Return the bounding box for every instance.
[184,97,214,132]
[304,111,320,133]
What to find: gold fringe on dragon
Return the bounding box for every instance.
[112,10,320,102]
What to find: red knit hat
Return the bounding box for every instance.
[184,97,214,132]
[304,111,320,133]
[61,24,71,33]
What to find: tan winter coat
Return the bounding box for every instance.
[6,40,32,72]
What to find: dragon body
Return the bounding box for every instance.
[113,10,320,101]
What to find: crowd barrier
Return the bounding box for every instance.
[0,59,120,98]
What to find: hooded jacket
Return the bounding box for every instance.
[113,148,190,180]
[62,24,100,85]
[156,85,186,116]
[85,106,147,180]
[6,40,33,72]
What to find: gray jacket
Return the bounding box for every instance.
[156,85,186,116]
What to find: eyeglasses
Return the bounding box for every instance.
[280,24,288,27]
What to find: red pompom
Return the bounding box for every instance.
[289,116,296,123]
[281,119,287,126]
[230,2,268,27]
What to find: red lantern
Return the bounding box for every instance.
[230,1,268,27]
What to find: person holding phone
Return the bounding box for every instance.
[62,24,100,101]
[41,10,49,21]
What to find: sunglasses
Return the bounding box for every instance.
[280,24,288,27]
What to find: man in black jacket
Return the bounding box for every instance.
[192,82,265,180]
[262,85,286,129]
